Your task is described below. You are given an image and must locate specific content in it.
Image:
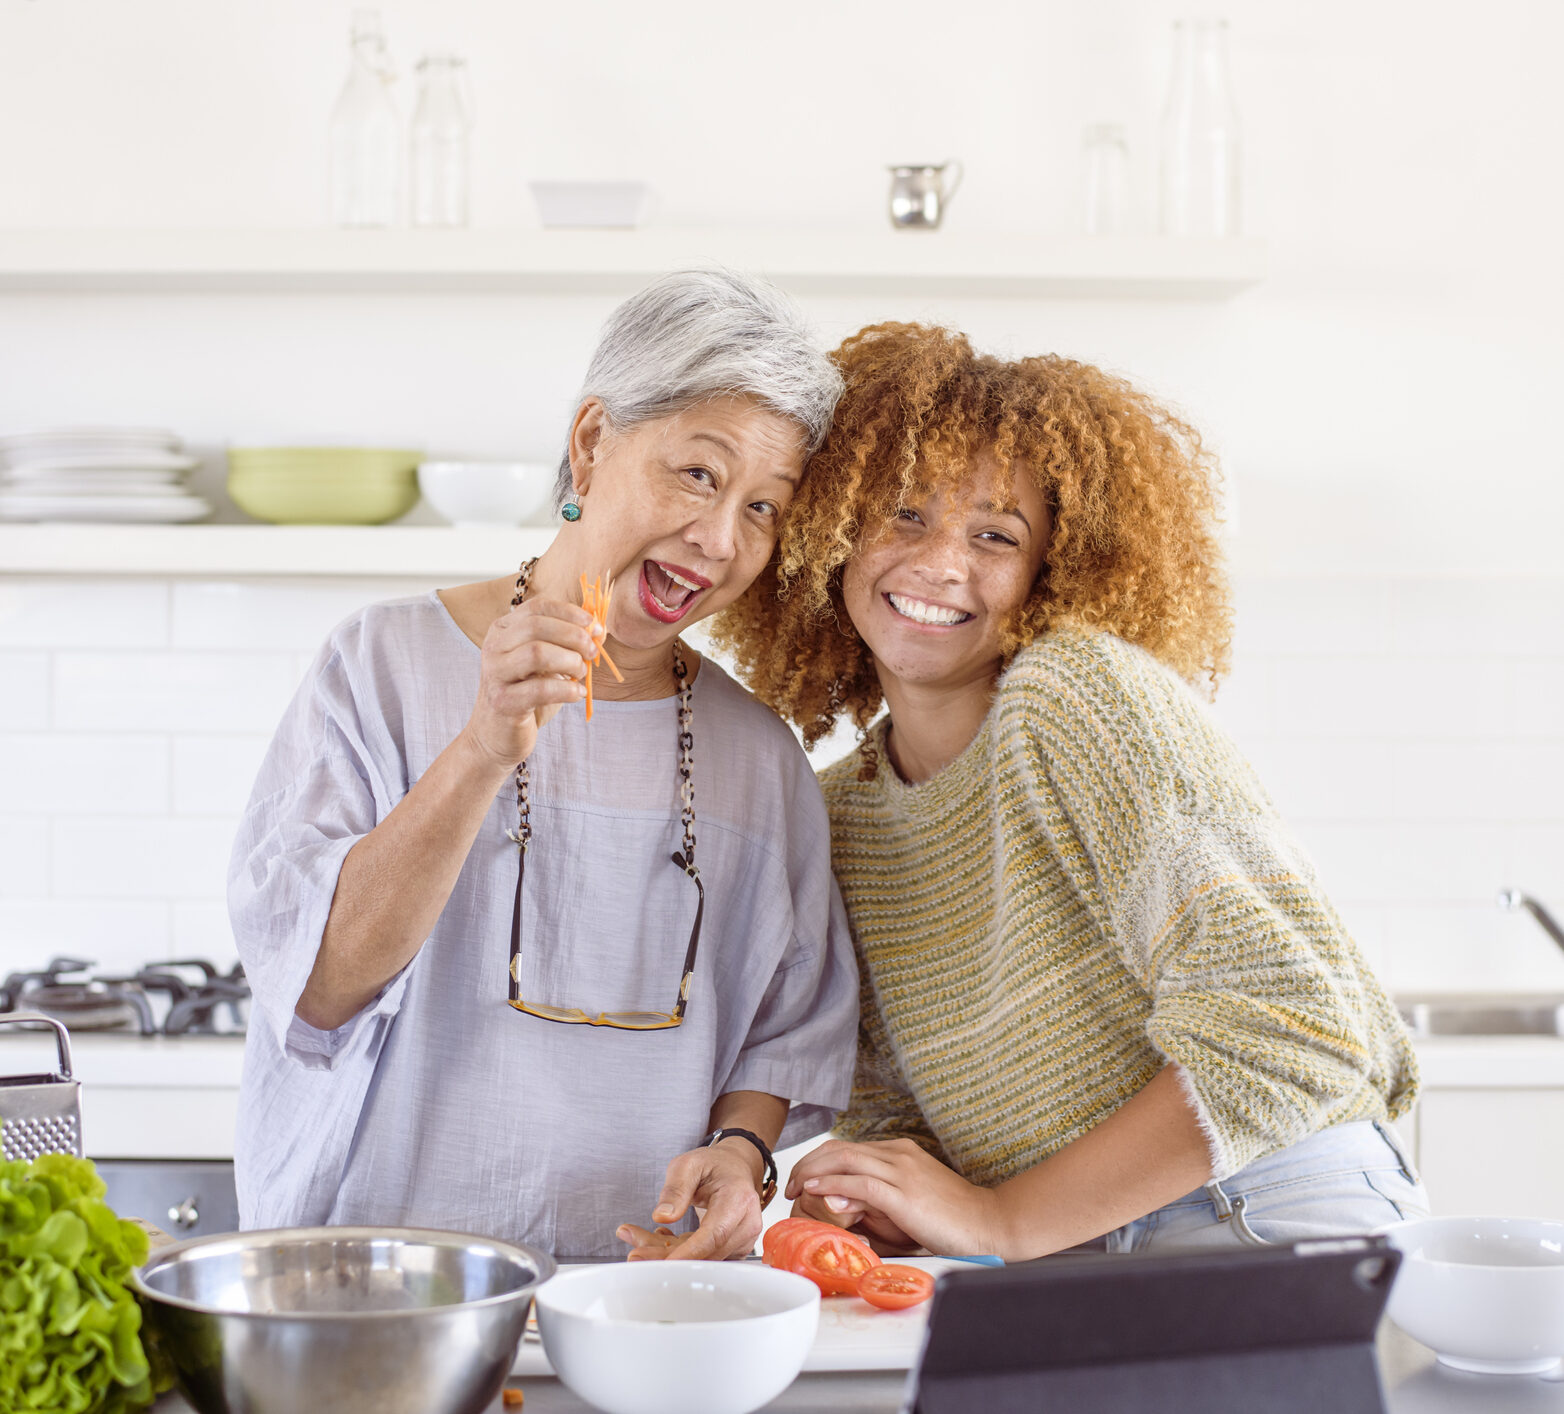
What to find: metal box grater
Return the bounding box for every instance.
[0,1012,84,1161]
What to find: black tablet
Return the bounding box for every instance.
[904,1236,1400,1414]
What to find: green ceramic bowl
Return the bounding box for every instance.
[226,447,421,525]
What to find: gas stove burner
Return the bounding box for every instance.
[22,981,157,1034]
[0,956,248,1036]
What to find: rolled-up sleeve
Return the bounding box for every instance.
[722,884,858,1149]
[228,640,412,1070]
[717,753,859,1151]
[1005,637,1418,1181]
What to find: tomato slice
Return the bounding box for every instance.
[762,1217,836,1267]
[790,1228,880,1296]
[858,1264,935,1310]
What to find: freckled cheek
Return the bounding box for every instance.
[840,560,875,617]
[994,568,1036,618]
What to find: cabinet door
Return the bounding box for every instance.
[1416,1090,1564,1217]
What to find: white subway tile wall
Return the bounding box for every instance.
[0,654,50,729]
[1211,574,1564,995]
[0,572,1560,993]
[0,818,50,900]
[171,736,272,817]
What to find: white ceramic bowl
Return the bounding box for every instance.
[535,1260,820,1414]
[1384,1216,1564,1374]
[416,461,556,528]
[529,181,655,228]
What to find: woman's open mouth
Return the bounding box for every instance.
[886,592,973,627]
[639,560,710,624]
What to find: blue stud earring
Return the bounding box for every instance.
[561,495,582,523]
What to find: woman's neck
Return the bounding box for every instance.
[528,546,691,702]
[877,667,998,784]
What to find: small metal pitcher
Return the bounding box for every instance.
[888,161,964,229]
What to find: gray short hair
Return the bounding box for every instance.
[555,268,843,506]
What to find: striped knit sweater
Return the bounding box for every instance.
[821,629,1418,1184]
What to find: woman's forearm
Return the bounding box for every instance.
[991,1066,1213,1259]
[296,728,515,1030]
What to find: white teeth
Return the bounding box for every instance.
[888,593,970,626]
[660,564,703,593]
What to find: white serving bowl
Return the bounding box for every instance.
[1384,1216,1564,1374]
[535,1260,820,1414]
[529,180,655,228]
[416,460,556,528]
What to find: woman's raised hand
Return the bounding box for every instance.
[462,598,601,768]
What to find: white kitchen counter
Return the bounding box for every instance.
[8,1027,1564,1162]
[0,1031,245,1087]
[12,1029,1562,1093]
[1409,1035,1564,1088]
[0,1031,244,1159]
[148,1325,1564,1413]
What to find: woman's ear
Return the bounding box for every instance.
[567,398,610,496]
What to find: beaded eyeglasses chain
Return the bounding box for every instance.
[505,558,697,873]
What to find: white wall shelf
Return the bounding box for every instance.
[3,525,1556,580]
[0,228,1267,299]
[0,523,557,577]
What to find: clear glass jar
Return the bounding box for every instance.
[329,9,400,228]
[1081,124,1132,235]
[1158,17,1242,237]
[411,53,473,228]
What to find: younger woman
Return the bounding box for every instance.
[717,323,1426,1257]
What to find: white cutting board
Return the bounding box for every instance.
[512,1257,977,1376]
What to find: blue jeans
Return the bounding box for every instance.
[1100,1120,1429,1253]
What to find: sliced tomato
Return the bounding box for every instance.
[790,1228,880,1296]
[762,1217,836,1267]
[858,1264,935,1310]
[762,1218,812,1265]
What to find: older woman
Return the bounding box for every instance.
[230,270,857,1261]
[719,323,1426,1258]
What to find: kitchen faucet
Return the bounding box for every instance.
[1498,889,1564,956]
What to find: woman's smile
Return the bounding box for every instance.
[884,591,974,627]
[640,558,712,623]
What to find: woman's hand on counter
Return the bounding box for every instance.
[463,597,601,769]
[785,1067,1214,1263]
[786,1137,1006,1260]
[616,1140,765,1261]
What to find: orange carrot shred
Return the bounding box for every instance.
[579,572,620,720]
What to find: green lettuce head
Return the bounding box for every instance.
[0,1153,167,1413]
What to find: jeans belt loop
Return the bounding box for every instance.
[1205,1180,1236,1221]
[1228,1193,1271,1246]
[1373,1119,1421,1185]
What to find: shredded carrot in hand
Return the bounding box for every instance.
[579,573,623,722]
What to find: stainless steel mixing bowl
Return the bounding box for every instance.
[132,1226,555,1414]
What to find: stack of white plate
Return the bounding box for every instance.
[0,427,214,523]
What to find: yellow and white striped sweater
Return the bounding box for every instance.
[821,629,1418,1184]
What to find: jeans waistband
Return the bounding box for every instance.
[1165,1119,1417,1211]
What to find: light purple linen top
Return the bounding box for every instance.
[229,591,857,1258]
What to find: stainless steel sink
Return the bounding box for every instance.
[1396,994,1564,1038]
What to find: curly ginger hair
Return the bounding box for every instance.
[711,322,1232,747]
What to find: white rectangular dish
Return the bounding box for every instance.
[528,181,654,228]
